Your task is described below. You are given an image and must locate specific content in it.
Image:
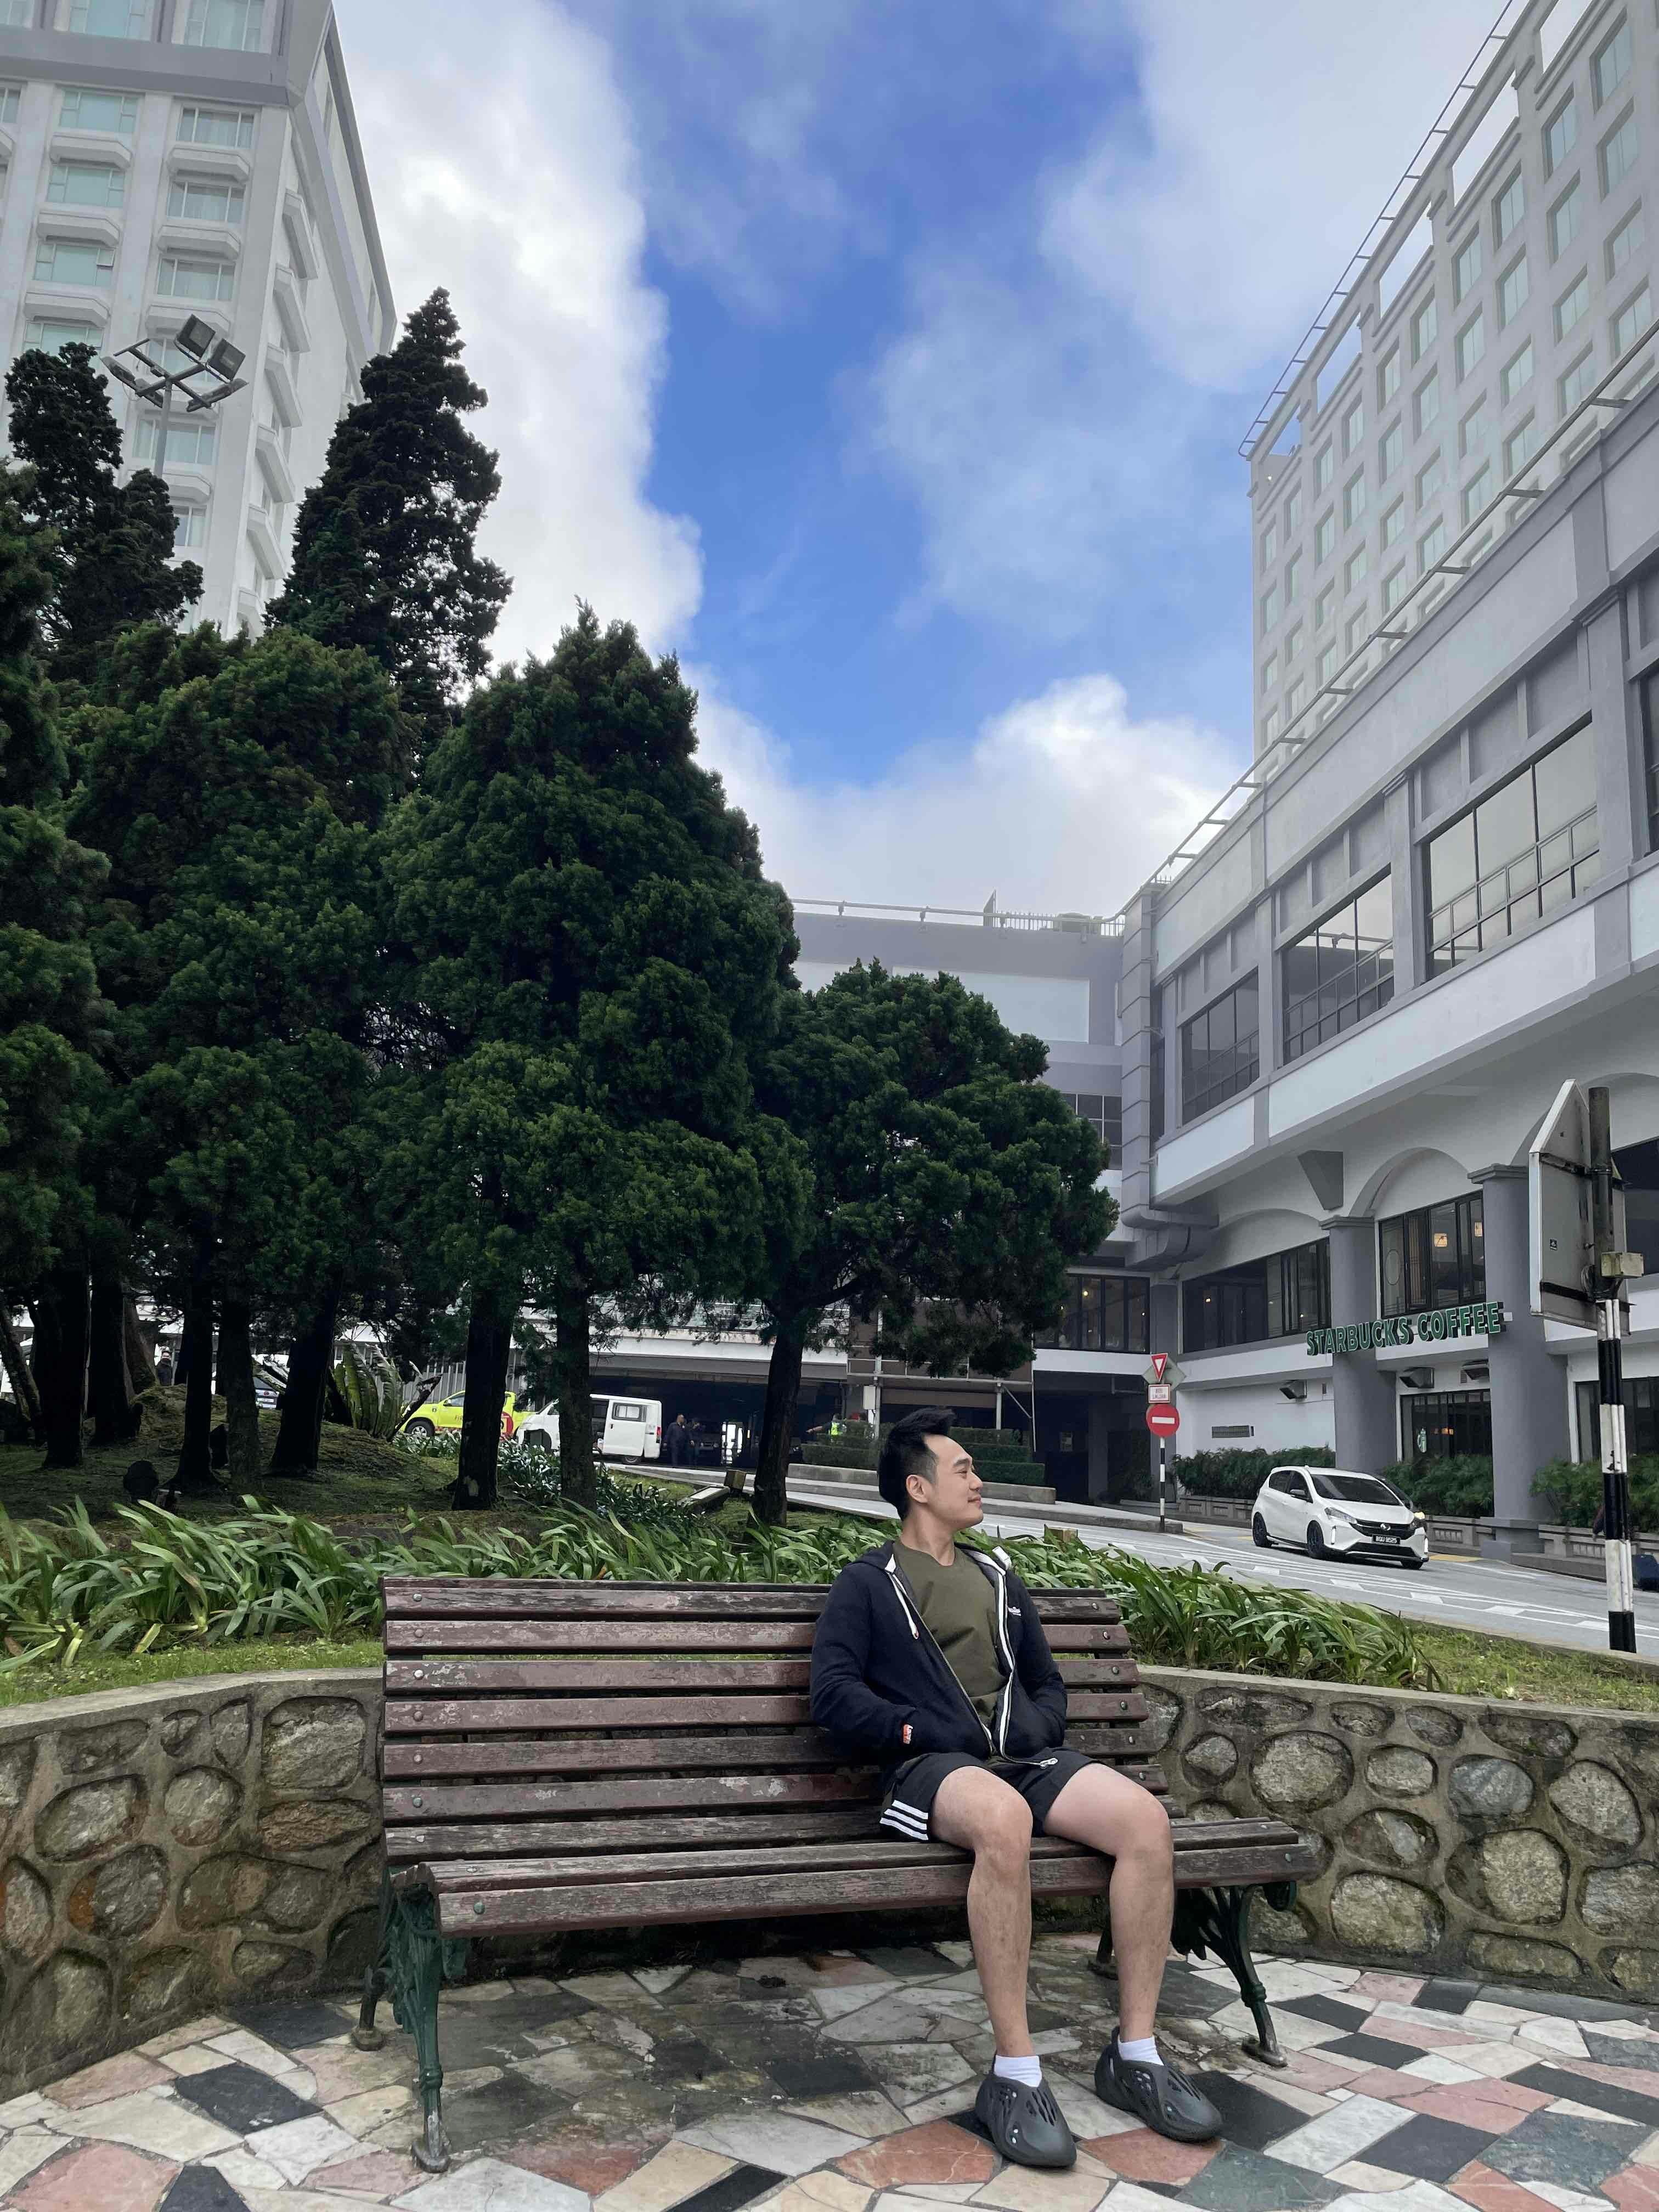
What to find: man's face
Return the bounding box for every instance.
[911,1435,984,1530]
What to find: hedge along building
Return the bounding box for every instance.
[1113,0,1659,1554]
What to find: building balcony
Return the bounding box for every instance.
[281,188,320,279]
[34,207,122,249]
[271,264,311,353]
[50,131,134,170]
[255,422,296,504]
[154,218,242,263]
[245,503,285,578]
[164,142,251,185]
[262,344,301,425]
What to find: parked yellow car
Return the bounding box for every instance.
[400,1391,524,1441]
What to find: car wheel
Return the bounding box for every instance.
[1404,1555,1426,1570]
[1252,1514,1272,1549]
[404,1419,435,1440]
[1306,1521,1326,1558]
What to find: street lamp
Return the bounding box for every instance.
[103,313,246,496]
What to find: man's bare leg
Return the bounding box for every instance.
[930,1765,1035,2057]
[1042,1765,1174,2043]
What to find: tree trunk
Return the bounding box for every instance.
[450,1296,514,1510]
[268,1286,338,1477]
[123,1295,157,1394]
[0,1302,42,1436]
[218,1300,261,1493]
[753,1321,806,1527]
[89,1268,140,1447]
[174,1259,222,1494]
[552,1284,596,1512]
[33,1267,90,1469]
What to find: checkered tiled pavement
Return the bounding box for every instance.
[4,1933,1658,2212]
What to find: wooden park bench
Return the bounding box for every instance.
[355,1578,1323,2171]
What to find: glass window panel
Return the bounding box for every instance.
[1496,172,1525,243]
[34,235,116,285]
[1499,255,1529,325]
[1417,451,1444,506]
[1417,373,1441,432]
[1601,111,1638,196]
[178,105,256,146]
[1560,348,1596,409]
[1594,19,1632,103]
[183,0,263,48]
[1501,341,1534,403]
[1476,769,1539,872]
[71,0,149,31]
[1413,295,1438,360]
[48,160,125,206]
[26,317,98,353]
[60,87,140,133]
[1427,810,1477,913]
[1546,97,1578,173]
[1614,283,1652,354]
[1609,205,1645,278]
[1551,181,1583,259]
[1556,272,1590,340]
[1534,724,1594,837]
[1454,231,1483,300]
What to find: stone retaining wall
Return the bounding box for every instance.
[3,1660,1657,2096]
[1141,1666,1659,2004]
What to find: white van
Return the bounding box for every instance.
[516,1395,663,1463]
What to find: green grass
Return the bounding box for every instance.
[0,1634,384,1707]
[1413,1624,1659,1713]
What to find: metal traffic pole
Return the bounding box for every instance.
[1590,1086,1637,1654]
[1158,1434,1167,1535]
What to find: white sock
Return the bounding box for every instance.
[1118,2035,1160,2066]
[993,2052,1043,2087]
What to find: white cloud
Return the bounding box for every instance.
[696,667,1236,919]
[343,0,702,662]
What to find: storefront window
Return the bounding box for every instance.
[1379,1193,1485,1316]
[1576,1378,1659,1462]
[1039,1273,1150,1354]
[1402,1389,1492,1461]
[1424,723,1600,973]
[1182,1240,1330,1351]
[1283,876,1395,1060]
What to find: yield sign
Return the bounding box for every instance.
[1149,1354,1169,1383]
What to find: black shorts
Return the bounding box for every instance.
[879,1747,1096,1841]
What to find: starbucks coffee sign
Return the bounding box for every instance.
[1306,1301,1506,1357]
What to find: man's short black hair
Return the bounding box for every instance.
[877,1407,956,1518]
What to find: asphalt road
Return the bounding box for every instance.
[784,1480,1659,1659]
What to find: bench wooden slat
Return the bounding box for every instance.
[385,1688,1149,1734]
[385,1656,1136,1697]
[380,1577,1122,1627]
[385,1618,1133,1656]
[384,1771,878,1822]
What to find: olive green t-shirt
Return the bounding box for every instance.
[895,1541,1003,1727]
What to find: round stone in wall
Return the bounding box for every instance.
[1139,1685,1184,1753]
[1448,1757,1534,1820]
[1476,1830,1568,1925]
[1582,1863,1659,1936]
[1197,1690,1313,1732]
[1182,1734,1239,1783]
[1466,1932,1582,1982]
[1344,1808,1437,1869]
[177,1854,276,1932]
[119,1946,204,2028]
[1406,1707,1463,1747]
[1330,1702,1392,1737]
[261,1700,366,1793]
[67,1846,170,1940]
[36,1778,144,1861]
[1249,1892,1314,1949]
[0,1859,53,1962]
[231,1938,315,1995]
[159,1711,203,1760]
[1366,1747,1436,1798]
[1330,1872,1444,1955]
[1548,1761,1643,1850]
[58,1722,149,1777]
[1482,1713,1576,1760]
[1603,1946,1659,2000]
[254,1864,331,1934]
[210,1700,252,1771]
[1,1951,111,2068]
[163,1768,241,1849]
[1250,1731,1354,1814]
[256,1799,375,1854]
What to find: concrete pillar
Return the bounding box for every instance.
[1150,1280,1179,1359]
[1384,777,1424,996]
[1325,1216,1398,1472]
[1474,1165,1566,1556]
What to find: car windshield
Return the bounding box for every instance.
[1311,1472,1407,1507]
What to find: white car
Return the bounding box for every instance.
[1251,1464,1429,1567]
[515,1394,663,1463]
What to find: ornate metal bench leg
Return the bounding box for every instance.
[1092,1920,1115,1977]
[384,1886,469,2172]
[352,1872,393,2051]
[1170,1883,1295,2070]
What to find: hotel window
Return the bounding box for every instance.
[33,235,116,287]
[60,87,139,134]
[183,0,264,47]
[1285,552,1302,604]
[1494,171,1525,245]
[1041,1272,1149,1356]
[1181,975,1259,1121]
[1459,395,1489,458]
[1453,231,1483,303]
[1500,340,1534,404]
[1462,463,1493,525]
[1314,510,1335,563]
[1418,517,1447,573]
[1261,520,1278,566]
[1412,294,1438,362]
[1613,282,1652,354]
[1343,471,1367,528]
[1261,653,1278,695]
[1285,620,1303,661]
[1609,204,1645,278]
[1283,876,1393,1063]
[172,500,207,549]
[1261,583,1280,633]
[1383,565,1406,614]
[156,254,235,301]
[1284,484,1302,533]
[1183,1242,1330,1352]
[1054,1093,1123,1153]
[1555,271,1590,341]
[0,0,31,20]
[1287,677,1306,716]
[0,83,18,122]
[1379,420,1404,480]
[1342,398,1364,456]
[70,0,149,31]
[1593,19,1632,104]
[1317,641,1338,685]
[135,414,217,467]
[1346,544,1369,592]
[1262,707,1280,744]
[1416,450,1444,507]
[1379,348,1400,406]
[26,316,98,353]
[1560,347,1596,409]
[1314,583,1334,630]
[1380,1194,1485,1317]
[47,160,125,208]
[1414,373,1441,436]
[1504,413,1542,475]
[1601,110,1638,196]
[167,173,245,224]
[1457,311,1486,380]
[1315,443,1334,492]
[178,104,256,148]
[1381,498,1405,550]
[1545,95,1579,173]
[1498,255,1530,328]
[1550,180,1583,259]
[1345,608,1369,656]
[1424,721,1601,974]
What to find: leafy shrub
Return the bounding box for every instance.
[1380,1457,1493,1517]
[1175,1447,1335,1502]
[331,1344,405,1438]
[1533,1457,1659,1528]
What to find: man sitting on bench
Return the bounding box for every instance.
[810,1407,1222,2169]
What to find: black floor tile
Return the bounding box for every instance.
[1511,2060,1659,2127]
[856,1943,956,1978]
[674,2165,789,2212]
[159,2172,249,2212]
[1483,2110,1645,2193]
[172,2062,318,2135]
[440,2067,575,2155]
[1316,2030,1432,2069]
[1282,1994,1373,2033]
[1155,1965,1243,2020]
[1178,2142,1344,2210]
[1367,2114,1502,2183]
[766,2052,876,2100]
[1477,1984,1657,2025]
[652,2035,723,2083]
[1412,1979,1479,2015]
[231,1999,351,2051]
[1184,2071,1318,2154]
[1585,2028,1659,2068]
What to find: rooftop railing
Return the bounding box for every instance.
[794,895,1122,935]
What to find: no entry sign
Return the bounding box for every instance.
[1146,1401,1181,1438]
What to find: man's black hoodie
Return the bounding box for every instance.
[809,1539,1067,1766]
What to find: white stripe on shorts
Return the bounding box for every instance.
[880,1807,930,1837]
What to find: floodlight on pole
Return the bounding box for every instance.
[101,319,247,501]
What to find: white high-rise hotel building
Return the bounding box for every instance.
[0,0,392,633]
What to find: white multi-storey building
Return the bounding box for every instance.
[0,0,393,633]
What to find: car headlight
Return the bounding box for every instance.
[1327,1506,1355,1523]
[1414,1512,1426,1524]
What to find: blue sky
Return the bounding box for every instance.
[349,0,1502,911]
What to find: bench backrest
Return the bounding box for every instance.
[379,1577,1158,1875]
